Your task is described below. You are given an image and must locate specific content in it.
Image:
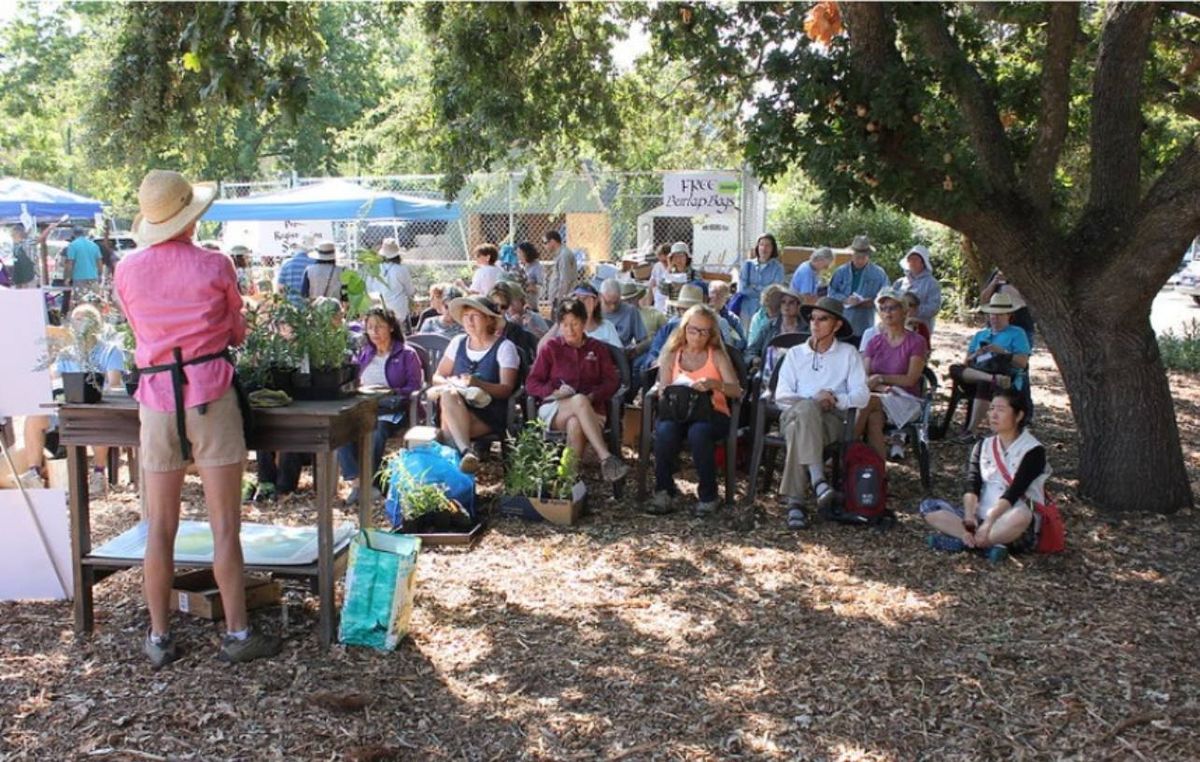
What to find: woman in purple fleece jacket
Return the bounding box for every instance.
[338,307,424,503]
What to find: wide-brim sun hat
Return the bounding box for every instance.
[668,283,706,310]
[309,240,337,261]
[977,292,1022,314]
[620,280,647,301]
[449,296,502,323]
[380,238,402,259]
[132,169,217,247]
[801,296,855,338]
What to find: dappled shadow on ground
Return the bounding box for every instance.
[3,318,1199,759]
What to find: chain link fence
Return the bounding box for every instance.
[217,169,765,301]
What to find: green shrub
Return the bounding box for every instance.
[770,197,913,280]
[1159,319,1200,372]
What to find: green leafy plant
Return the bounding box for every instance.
[236,295,302,387]
[504,419,579,500]
[380,452,470,525]
[1159,320,1200,373]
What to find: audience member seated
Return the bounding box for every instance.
[656,242,707,304]
[745,283,784,357]
[337,308,423,504]
[538,283,622,349]
[525,299,630,484]
[647,305,742,517]
[599,277,647,351]
[417,285,465,337]
[773,297,869,529]
[980,269,1035,346]
[625,281,663,361]
[745,286,806,374]
[413,282,450,330]
[921,388,1050,562]
[940,292,1031,441]
[487,283,539,367]
[707,280,747,350]
[493,278,549,339]
[855,288,928,460]
[635,284,737,384]
[432,297,519,473]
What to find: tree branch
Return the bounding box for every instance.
[840,3,904,79]
[1023,3,1080,211]
[1083,2,1158,224]
[903,5,1017,192]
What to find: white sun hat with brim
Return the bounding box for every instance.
[309,240,337,261]
[977,292,1022,314]
[132,170,217,247]
[448,296,502,323]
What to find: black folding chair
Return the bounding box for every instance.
[526,342,630,497]
[882,366,937,490]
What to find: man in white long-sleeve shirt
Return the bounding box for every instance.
[774,297,870,528]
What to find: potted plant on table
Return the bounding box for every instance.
[295,298,357,399]
[236,296,300,394]
[51,309,107,403]
[499,419,586,526]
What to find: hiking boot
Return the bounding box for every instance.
[644,490,676,515]
[253,481,277,502]
[218,629,282,664]
[601,456,629,483]
[144,630,179,670]
[987,545,1010,564]
[693,499,719,518]
[459,448,480,474]
[926,534,966,553]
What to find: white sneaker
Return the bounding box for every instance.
[88,469,107,496]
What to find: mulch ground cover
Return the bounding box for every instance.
[2,319,1198,761]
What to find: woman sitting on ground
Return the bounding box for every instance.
[337,307,423,504]
[939,292,1031,440]
[856,288,928,460]
[921,388,1050,562]
[525,299,630,484]
[432,296,519,473]
[649,304,742,517]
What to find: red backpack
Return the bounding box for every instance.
[830,442,894,527]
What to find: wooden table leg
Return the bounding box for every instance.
[68,444,94,634]
[315,450,337,649]
[358,422,373,530]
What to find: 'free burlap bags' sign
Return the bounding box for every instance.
[662,171,741,215]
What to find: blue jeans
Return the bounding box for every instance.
[337,418,405,486]
[654,414,730,502]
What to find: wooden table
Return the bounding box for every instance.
[58,394,379,648]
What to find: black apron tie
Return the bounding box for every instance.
[136,348,243,462]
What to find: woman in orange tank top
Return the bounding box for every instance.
[649,304,742,517]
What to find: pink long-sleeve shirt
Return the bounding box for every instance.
[115,238,246,412]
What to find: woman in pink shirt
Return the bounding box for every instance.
[116,170,279,668]
[857,287,928,460]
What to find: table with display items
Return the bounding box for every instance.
[57,393,378,649]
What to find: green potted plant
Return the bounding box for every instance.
[295,298,356,398]
[380,451,473,534]
[52,310,107,403]
[499,420,586,526]
[114,321,139,395]
[236,296,300,394]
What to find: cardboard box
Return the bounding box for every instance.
[171,570,281,621]
[403,426,441,449]
[498,482,587,526]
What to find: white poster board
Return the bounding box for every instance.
[221,220,333,259]
[0,288,52,417]
[662,171,741,215]
[0,490,71,601]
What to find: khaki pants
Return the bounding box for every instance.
[779,399,845,500]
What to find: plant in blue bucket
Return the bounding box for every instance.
[380,443,475,533]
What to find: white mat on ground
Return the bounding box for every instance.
[92,520,357,566]
[0,489,71,601]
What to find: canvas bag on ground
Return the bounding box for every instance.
[339,530,421,651]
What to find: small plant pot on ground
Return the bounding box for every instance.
[62,372,104,403]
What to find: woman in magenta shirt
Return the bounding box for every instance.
[856,287,928,460]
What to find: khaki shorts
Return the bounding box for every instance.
[139,387,247,472]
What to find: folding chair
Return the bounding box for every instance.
[882,366,937,489]
[526,342,630,497]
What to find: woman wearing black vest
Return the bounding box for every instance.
[432,296,520,473]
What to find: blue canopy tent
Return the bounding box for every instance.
[203,179,460,222]
[0,178,104,221]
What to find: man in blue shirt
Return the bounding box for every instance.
[789,246,835,303]
[276,235,315,306]
[65,227,103,289]
[827,235,889,338]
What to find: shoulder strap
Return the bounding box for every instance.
[991,437,1014,485]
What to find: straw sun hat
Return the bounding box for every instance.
[132,170,216,247]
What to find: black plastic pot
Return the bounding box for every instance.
[265,366,297,396]
[293,363,358,401]
[62,372,104,403]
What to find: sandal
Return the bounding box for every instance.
[812,480,835,510]
[786,505,808,530]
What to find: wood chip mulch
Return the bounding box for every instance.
[2,319,1198,761]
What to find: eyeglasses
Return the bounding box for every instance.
[685,326,713,337]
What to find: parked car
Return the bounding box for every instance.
[1179,260,1200,305]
